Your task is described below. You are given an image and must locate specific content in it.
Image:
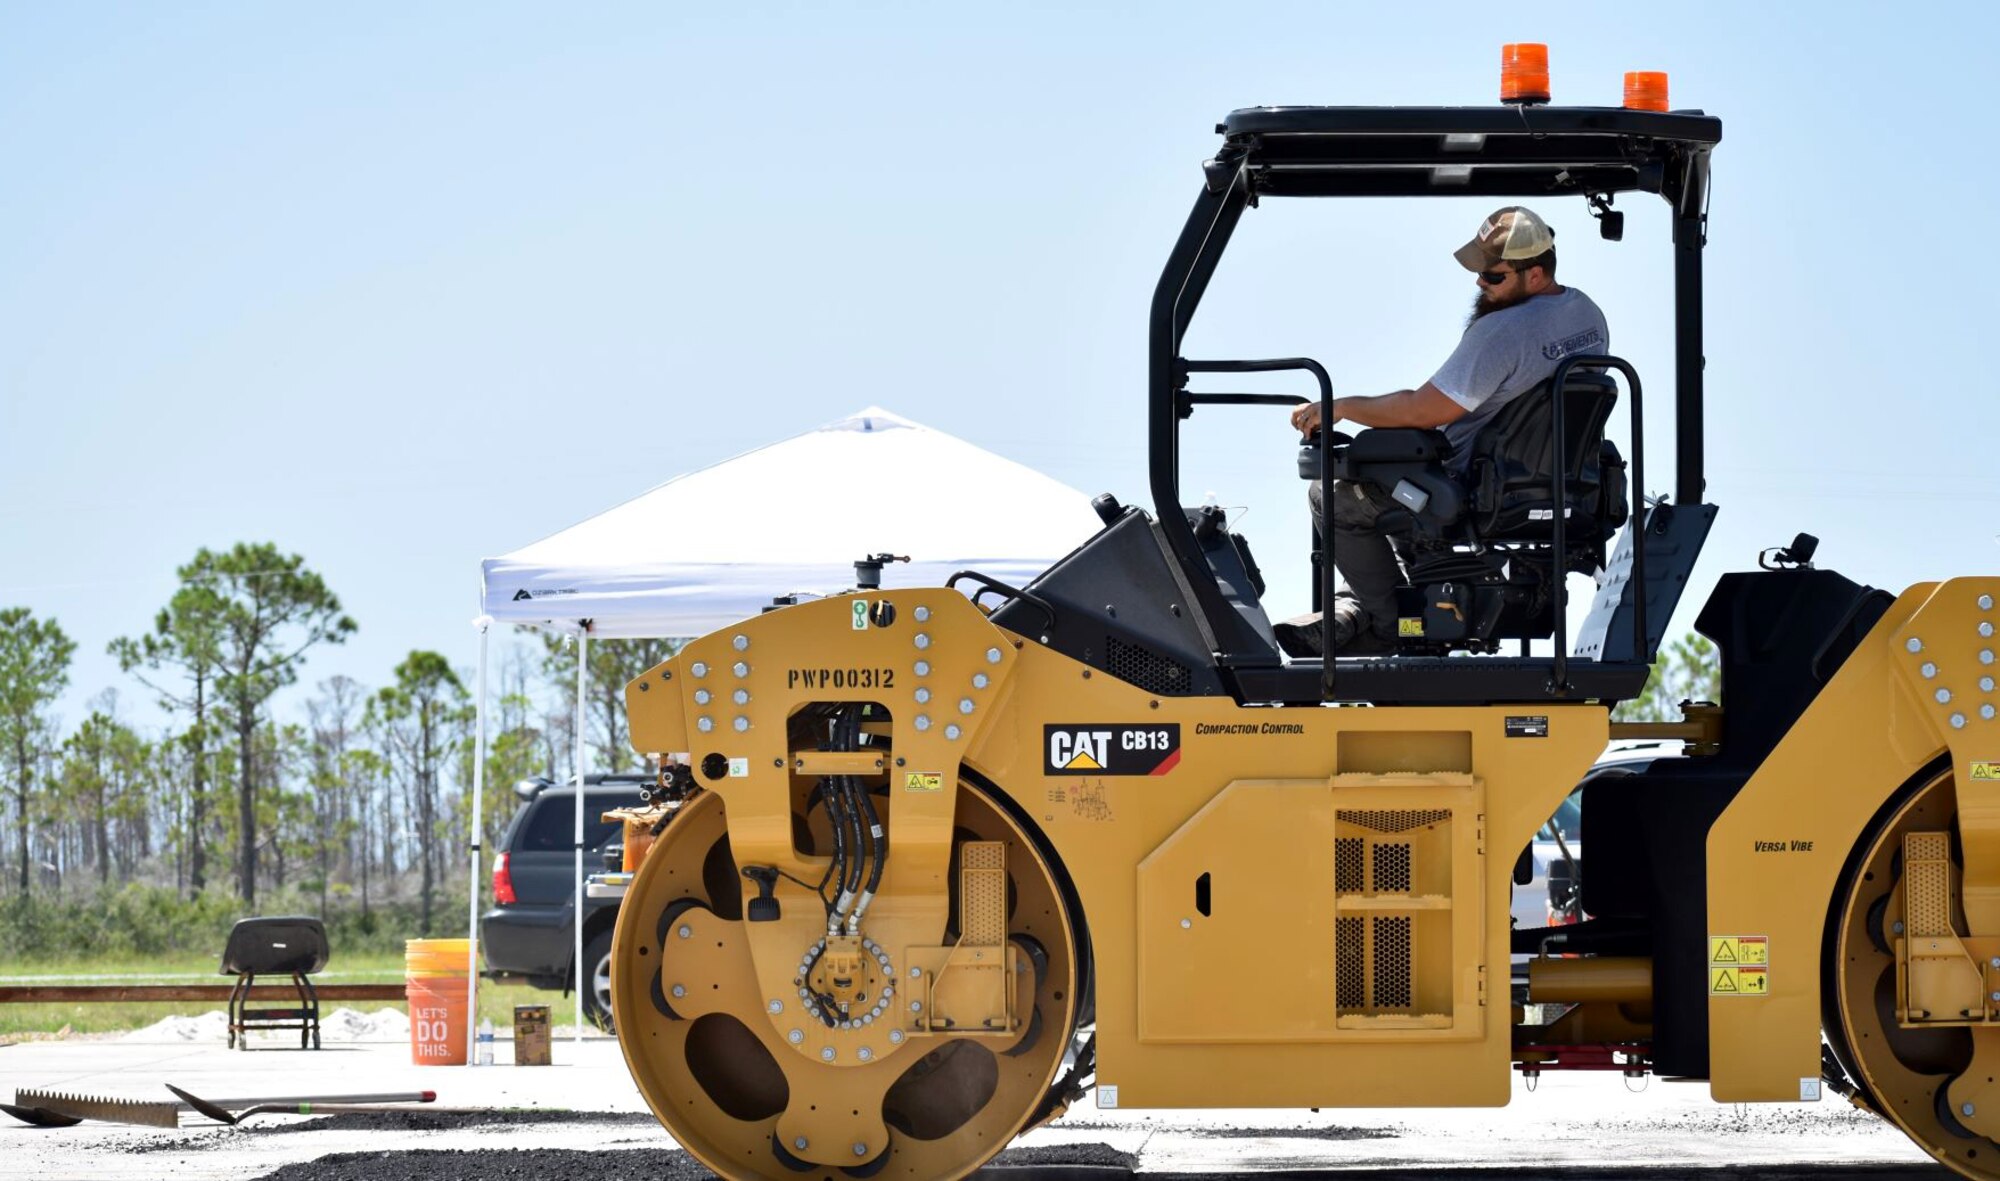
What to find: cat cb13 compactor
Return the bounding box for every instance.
[609,58,2000,1180]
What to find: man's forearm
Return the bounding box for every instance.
[1332,382,1468,430]
[1335,390,1425,428]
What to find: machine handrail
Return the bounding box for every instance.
[947,570,1058,633]
[1182,357,1337,693]
[1177,391,1312,417]
[1546,354,1646,691]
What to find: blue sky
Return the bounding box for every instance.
[5,1,1998,726]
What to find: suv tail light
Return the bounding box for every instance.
[493,851,517,905]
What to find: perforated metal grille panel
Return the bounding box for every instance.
[1372,916,1412,1008]
[1335,916,1366,1008]
[1372,843,1412,893]
[1335,838,1365,893]
[1343,808,1451,835]
[1105,636,1192,695]
[961,841,1007,946]
[1332,806,1454,1016]
[1905,831,1953,939]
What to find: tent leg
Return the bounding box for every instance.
[466,618,490,1066]
[574,628,588,1053]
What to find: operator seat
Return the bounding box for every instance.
[1313,370,1629,654]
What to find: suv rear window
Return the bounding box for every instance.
[516,792,644,852]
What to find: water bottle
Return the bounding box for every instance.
[477,1017,495,1066]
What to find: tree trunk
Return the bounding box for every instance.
[360,809,371,917]
[317,794,330,921]
[15,731,29,896]
[95,788,109,886]
[418,716,435,937]
[237,710,257,907]
[188,680,210,896]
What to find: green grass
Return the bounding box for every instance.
[0,951,581,1039]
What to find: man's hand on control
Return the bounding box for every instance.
[1290,400,1330,436]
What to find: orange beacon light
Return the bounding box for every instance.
[1624,71,1670,112]
[1500,43,1550,105]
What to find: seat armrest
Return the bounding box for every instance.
[1343,428,1453,466]
[1331,430,1454,485]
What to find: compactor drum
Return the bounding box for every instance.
[607,69,2000,1181]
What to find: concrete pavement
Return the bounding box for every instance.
[0,1026,1947,1179]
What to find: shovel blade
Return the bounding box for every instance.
[0,1102,81,1128]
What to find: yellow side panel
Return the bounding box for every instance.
[1707,582,1963,1101]
[1135,775,1483,1044]
[1137,778,1341,1042]
[967,645,1605,1109]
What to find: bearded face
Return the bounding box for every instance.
[1466,281,1533,326]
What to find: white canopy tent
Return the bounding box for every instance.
[464,407,1101,1054]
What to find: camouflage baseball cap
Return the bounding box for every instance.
[1453,206,1555,271]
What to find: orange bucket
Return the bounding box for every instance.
[404,938,472,1065]
[405,937,470,976]
[406,973,469,1065]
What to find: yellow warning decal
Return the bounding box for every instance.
[1972,762,2000,782]
[1709,934,1768,966]
[904,771,943,793]
[1711,965,1769,996]
[1398,618,1425,637]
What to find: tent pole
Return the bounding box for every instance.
[466,618,490,1066]
[573,626,588,1052]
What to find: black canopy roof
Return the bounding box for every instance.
[1212,105,1722,201]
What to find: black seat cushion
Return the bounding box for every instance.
[219,916,329,976]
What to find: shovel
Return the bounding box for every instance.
[167,1085,472,1126]
[7,1087,436,1129]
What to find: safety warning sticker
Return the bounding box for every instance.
[1710,934,1769,995]
[904,771,943,793]
[1709,935,1768,965]
[1710,965,1769,995]
[1973,761,2000,782]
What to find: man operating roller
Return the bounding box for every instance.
[1274,206,1609,657]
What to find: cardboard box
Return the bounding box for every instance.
[514,1003,551,1066]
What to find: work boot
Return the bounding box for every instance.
[1273,617,1323,657]
[1272,605,1363,659]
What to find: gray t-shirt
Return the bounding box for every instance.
[1430,286,1609,465]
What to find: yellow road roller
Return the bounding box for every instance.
[609,75,2000,1179]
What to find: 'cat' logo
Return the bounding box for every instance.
[1048,729,1112,771]
[1042,724,1181,776]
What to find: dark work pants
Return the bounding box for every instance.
[1308,478,1409,641]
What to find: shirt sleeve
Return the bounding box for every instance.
[1427,316,1519,413]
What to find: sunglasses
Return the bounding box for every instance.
[1476,268,1519,285]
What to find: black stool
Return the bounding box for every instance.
[220,916,330,1050]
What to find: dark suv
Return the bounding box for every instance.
[482,774,649,1028]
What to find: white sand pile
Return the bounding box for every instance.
[122,1006,410,1043]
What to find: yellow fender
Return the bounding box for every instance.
[1708,578,2000,1101]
